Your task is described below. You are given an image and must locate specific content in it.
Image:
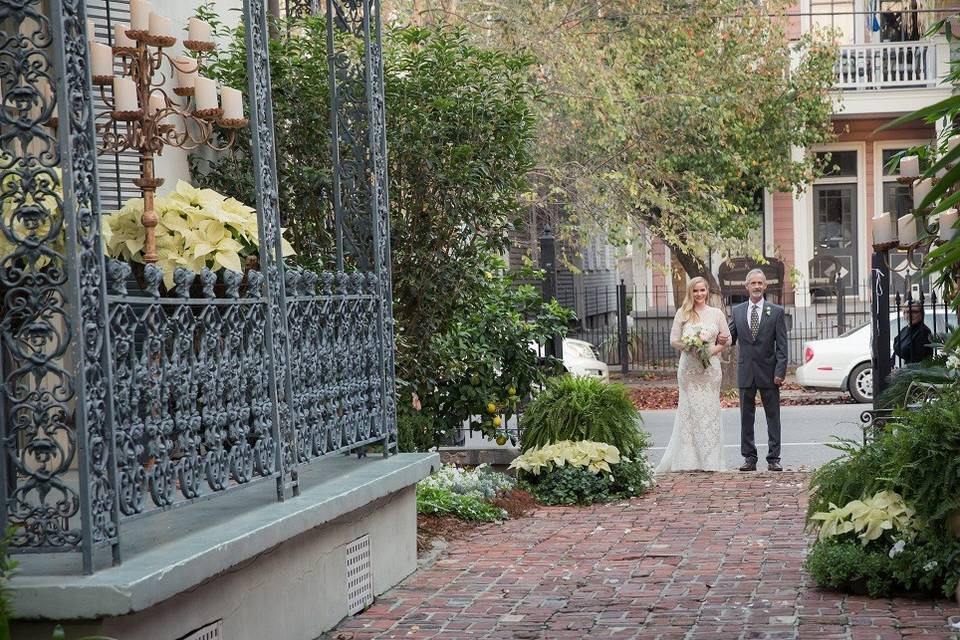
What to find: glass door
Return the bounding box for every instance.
[813,151,859,291]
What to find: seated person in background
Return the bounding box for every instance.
[893,301,934,365]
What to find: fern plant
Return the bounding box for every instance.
[882,391,960,524]
[519,376,647,457]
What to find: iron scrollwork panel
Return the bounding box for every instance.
[327,0,397,445]
[244,0,297,493]
[105,264,278,518]
[0,0,119,569]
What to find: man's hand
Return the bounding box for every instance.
[773,376,784,386]
[716,334,730,346]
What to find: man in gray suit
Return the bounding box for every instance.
[726,269,788,472]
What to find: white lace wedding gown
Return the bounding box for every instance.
[654,306,730,473]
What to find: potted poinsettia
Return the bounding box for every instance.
[102,180,294,293]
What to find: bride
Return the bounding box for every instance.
[655,277,731,473]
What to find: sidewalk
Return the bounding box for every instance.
[326,472,959,640]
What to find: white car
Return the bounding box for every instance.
[531,338,610,382]
[795,312,953,403]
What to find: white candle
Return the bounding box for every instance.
[113,76,139,112]
[130,0,153,31]
[91,43,113,77]
[897,214,918,247]
[913,178,933,210]
[147,91,165,116]
[872,212,896,246]
[87,19,96,44]
[174,56,198,88]
[148,12,171,38]
[940,208,959,243]
[220,87,243,119]
[188,18,213,43]
[899,155,920,178]
[114,23,135,48]
[194,76,218,111]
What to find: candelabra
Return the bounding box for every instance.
[88,9,248,264]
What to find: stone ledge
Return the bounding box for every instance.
[11,452,438,620]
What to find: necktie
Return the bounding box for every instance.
[750,304,760,339]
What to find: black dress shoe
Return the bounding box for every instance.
[739,460,757,471]
[768,462,783,472]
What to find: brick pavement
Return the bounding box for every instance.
[327,472,960,640]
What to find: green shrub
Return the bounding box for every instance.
[806,531,960,599]
[520,376,646,457]
[522,465,613,506]
[881,392,960,524]
[610,459,656,498]
[807,437,894,520]
[524,457,657,506]
[415,485,506,522]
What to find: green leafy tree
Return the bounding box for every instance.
[390,0,839,288]
[192,13,566,448]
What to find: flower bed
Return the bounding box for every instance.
[416,464,515,522]
[805,387,960,599]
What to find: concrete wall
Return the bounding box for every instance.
[13,487,417,640]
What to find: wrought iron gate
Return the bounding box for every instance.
[0,0,396,574]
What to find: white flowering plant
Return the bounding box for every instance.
[102,180,295,289]
[809,490,916,546]
[418,463,515,501]
[509,440,623,476]
[680,322,713,369]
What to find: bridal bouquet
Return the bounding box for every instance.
[680,323,713,370]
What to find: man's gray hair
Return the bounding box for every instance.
[744,268,767,284]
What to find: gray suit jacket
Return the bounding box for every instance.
[729,301,788,389]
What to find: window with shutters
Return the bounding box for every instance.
[87,0,142,213]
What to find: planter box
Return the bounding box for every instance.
[10,453,437,640]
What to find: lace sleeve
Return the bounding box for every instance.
[716,307,731,344]
[670,310,685,350]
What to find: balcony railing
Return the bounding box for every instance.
[836,41,938,90]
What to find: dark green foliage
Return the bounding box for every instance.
[877,365,956,410]
[192,12,566,449]
[807,437,893,519]
[609,459,655,498]
[881,392,960,524]
[522,465,613,506]
[415,486,506,522]
[805,539,896,598]
[806,531,960,599]
[520,376,646,457]
[0,526,16,640]
[521,459,654,506]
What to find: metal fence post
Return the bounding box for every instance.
[836,275,846,333]
[871,250,892,408]
[617,280,629,375]
[539,226,563,360]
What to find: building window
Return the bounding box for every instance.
[812,150,859,289]
[876,1,929,42]
[811,0,856,44]
[881,148,912,219]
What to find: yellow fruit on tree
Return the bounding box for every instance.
[487,402,497,414]
[495,435,507,446]
[493,416,502,427]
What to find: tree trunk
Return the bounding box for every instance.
[667,242,720,295]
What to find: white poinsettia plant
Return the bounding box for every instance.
[102,180,295,289]
[509,440,622,476]
[809,490,917,546]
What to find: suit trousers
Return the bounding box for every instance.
[739,386,781,463]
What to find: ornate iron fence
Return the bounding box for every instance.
[0,0,396,574]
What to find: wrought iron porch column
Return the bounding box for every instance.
[872,250,892,408]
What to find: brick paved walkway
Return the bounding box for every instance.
[328,472,960,640]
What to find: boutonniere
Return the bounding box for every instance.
[764,307,772,317]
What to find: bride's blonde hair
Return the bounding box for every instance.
[679,276,709,324]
